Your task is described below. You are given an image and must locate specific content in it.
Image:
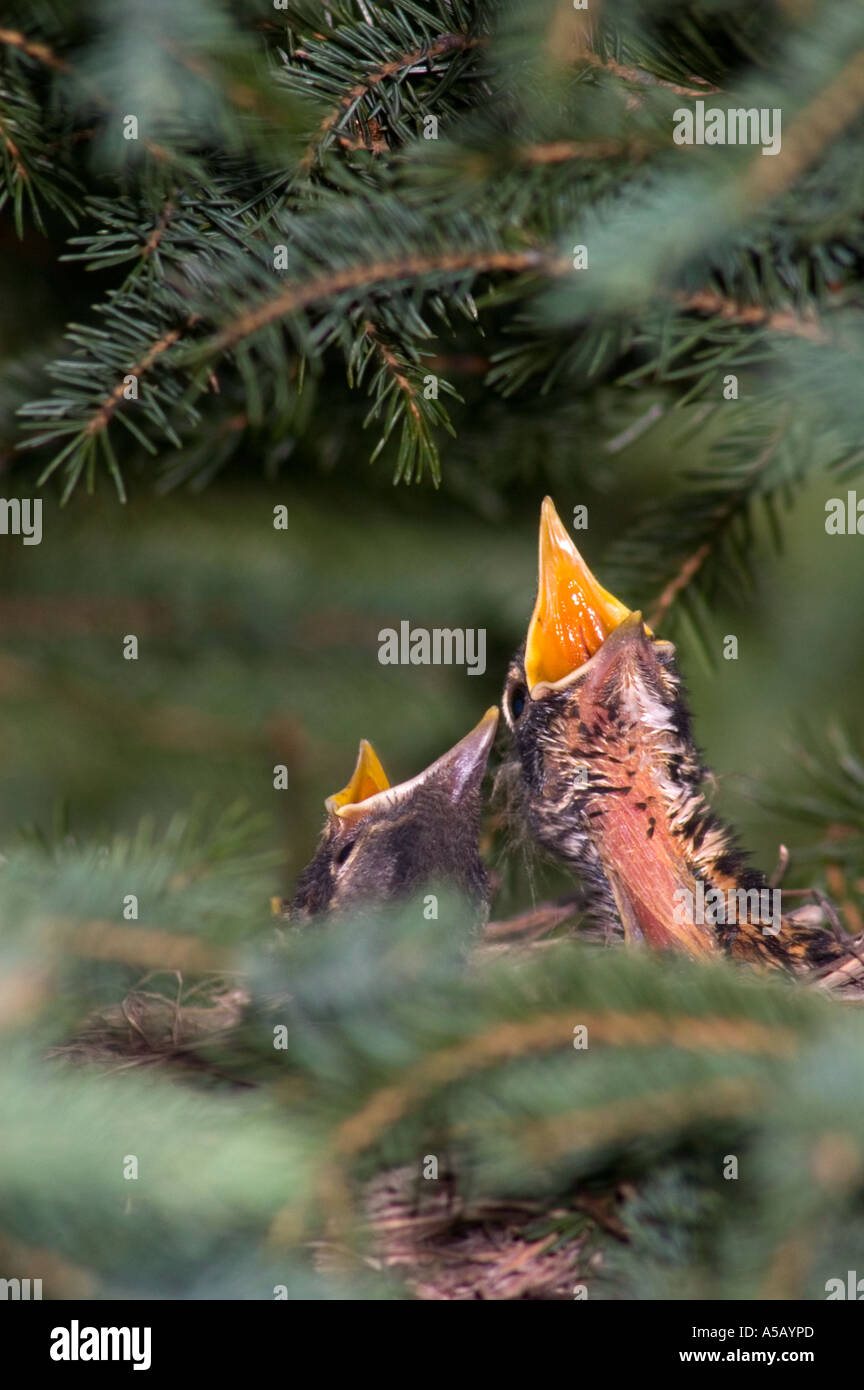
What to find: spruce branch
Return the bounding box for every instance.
[519,136,653,164]
[354,318,457,484]
[11,0,864,514]
[673,290,828,345]
[0,26,68,72]
[291,28,484,176]
[740,46,864,209]
[604,405,799,634]
[331,1007,795,1158]
[211,248,552,354]
[760,722,864,870]
[577,51,721,99]
[82,316,196,444]
[0,64,79,231]
[19,296,203,502]
[649,413,789,630]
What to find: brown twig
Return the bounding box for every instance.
[673,289,827,343]
[330,1010,795,1161]
[807,888,864,993]
[84,314,198,438]
[647,543,712,631]
[363,319,422,425]
[424,352,489,376]
[578,52,720,99]
[0,27,68,71]
[338,115,388,156]
[41,918,233,975]
[0,114,28,183]
[297,33,483,175]
[740,48,864,208]
[647,418,787,629]
[483,896,581,943]
[520,137,651,164]
[517,1079,762,1167]
[213,249,560,353]
[770,844,790,889]
[643,291,829,629]
[141,198,176,261]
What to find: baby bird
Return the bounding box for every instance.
[290,708,499,922]
[502,497,840,972]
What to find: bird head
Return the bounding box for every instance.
[503,496,686,781]
[290,707,499,921]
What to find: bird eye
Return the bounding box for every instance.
[334,838,356,868]
[510,685,527,720]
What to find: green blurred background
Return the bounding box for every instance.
[4,0,864,1304]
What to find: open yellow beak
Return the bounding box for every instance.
[326,739,390,816]
[524,497,633,691]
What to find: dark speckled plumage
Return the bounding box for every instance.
[503,616,841,973]
[291,711,497,923]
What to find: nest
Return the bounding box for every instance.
[48,976,249,1072]
[313,1165,618,1300]
[43,897,864,1299]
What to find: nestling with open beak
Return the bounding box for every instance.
[290,708,499,922]
[502,497,841,971]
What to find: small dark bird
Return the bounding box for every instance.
[502,497,842,972]
[290,708,499,922]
